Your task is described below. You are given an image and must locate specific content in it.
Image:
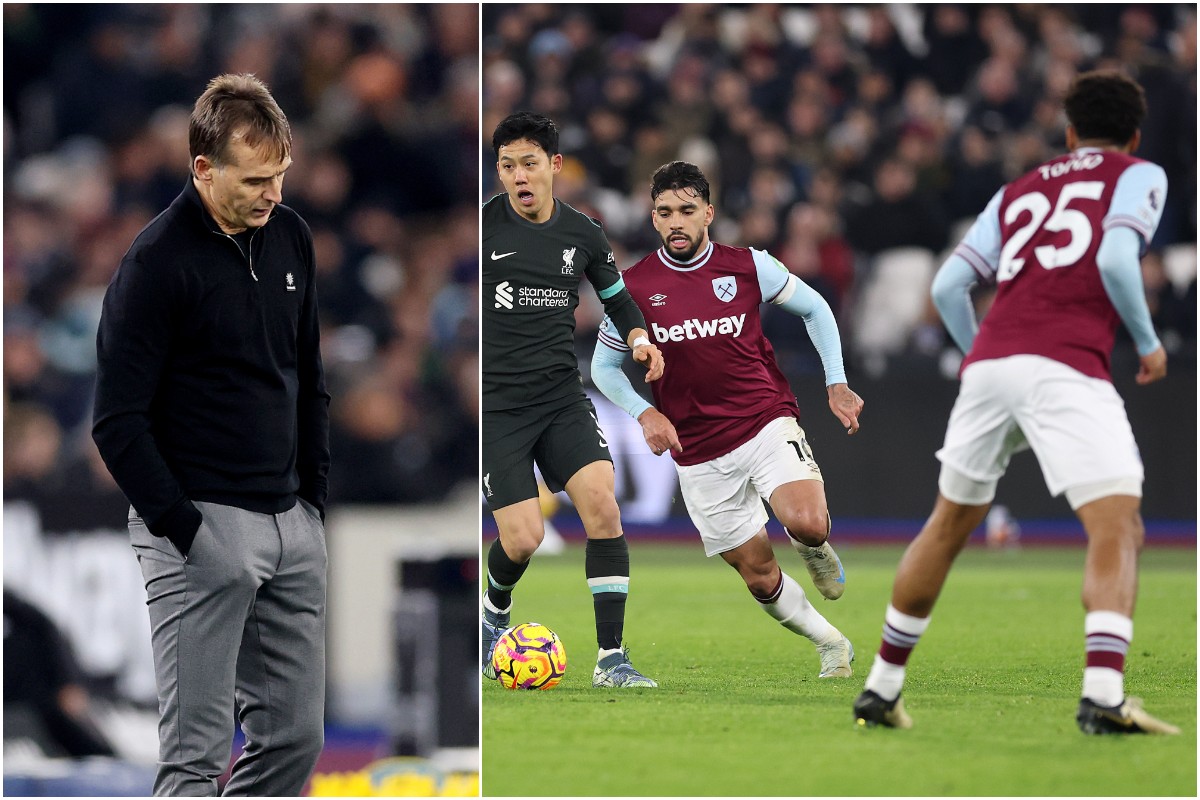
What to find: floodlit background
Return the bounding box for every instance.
[4,4,479,796]
[481,3,1196,533]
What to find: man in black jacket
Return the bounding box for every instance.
[93,73,330,796]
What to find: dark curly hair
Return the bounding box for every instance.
[650,161,711,205]
[1063,71,1147,147]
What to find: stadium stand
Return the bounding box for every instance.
[482,4,1196,375]
[482,4,1196,532]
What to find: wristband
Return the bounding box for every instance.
[632,336,650,348]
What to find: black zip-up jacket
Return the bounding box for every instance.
[92,179,330,545]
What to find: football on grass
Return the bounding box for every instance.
[491,622,567,690]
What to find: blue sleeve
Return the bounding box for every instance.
[591,320,653,420]
[1096,227,1161,356]
[930,254,981,354]
[750,248,791,302]
[597,314,629,352]
[769,272,847,386]
[1104,161,1168,253]
[951,187,1006,283]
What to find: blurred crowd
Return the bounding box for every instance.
[481,4,1197,378]
[5,3,480,520]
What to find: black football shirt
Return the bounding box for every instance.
[482,194,624,412]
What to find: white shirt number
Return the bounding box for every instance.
[997,181,1104,281]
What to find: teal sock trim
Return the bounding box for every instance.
[487,571,517,592]
[588,583,629,595]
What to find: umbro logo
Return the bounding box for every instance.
[649,293,667,307]
[491,251,516,260]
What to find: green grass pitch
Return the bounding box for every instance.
[482,540,1196,796]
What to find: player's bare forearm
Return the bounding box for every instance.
[628,328,665,382]
[1136,346,1167,385]
[828,383,864,435]
[637,406,683,456]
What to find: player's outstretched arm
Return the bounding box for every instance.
[762,265,863,432]
[592,272,663,381]
[827,383,864,435]
[636,406,683,456]
[766,271,847,375]
[591,330,681,455]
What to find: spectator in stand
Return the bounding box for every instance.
[844,157,948,256]
[4,590,116,759]
[964,57,1033,137]
[3,403,64,504]
[776,203,854,315]
[944,127,1008,223]
[919,5,988,96]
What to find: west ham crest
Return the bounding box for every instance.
[712,276,736,302]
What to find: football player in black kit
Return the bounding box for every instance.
[482,112,668,688]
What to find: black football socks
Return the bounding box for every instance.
[486,538,529,612]
[585,536,630,651]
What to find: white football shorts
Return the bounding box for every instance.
[676,416,823,557]
[937,354,1143,508]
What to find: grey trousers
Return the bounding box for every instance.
[130,499,327,796]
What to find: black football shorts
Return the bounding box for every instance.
[482,394,613,510]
